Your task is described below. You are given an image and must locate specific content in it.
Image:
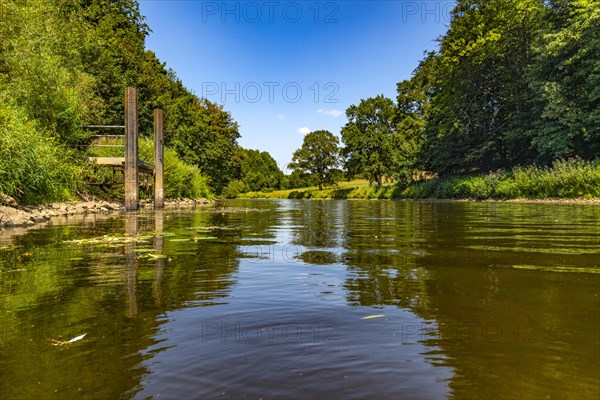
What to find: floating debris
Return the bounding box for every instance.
[48,333,87,346]
[63,234,149,246]
[205,207,267,214]
[361,315,385,320]
[133,248,155,253]
[140,253,167,259]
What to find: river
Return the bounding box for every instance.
[0,199,598,399]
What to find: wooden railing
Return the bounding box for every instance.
[84,87,164,210]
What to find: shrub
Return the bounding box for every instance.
[0,101,80,204]
[223,180,247,199]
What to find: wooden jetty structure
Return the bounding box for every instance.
[85,87,164,210]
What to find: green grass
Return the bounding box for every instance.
[240,180,398,200]
[0,100,82,204]
[240,159,600,200]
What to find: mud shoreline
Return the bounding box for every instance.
[0,198,212,230]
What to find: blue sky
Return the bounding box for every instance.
[139,0,454,171]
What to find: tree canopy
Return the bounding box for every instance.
[288,130,341,190]
[341,96,397,187]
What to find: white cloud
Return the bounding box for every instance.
[297,127,311,135]
[276,114,285,120]
[317,109,343,117]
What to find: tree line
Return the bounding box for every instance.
[1,0,597,203]
[286,0,599,190]
[0,0,284,203]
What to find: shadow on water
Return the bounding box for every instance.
[0,200,598,399]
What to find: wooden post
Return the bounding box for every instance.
[154,109,164,209]
[124,87,138,210]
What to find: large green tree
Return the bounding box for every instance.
[341,96,397,187]
[422,0,546,174]
[526,0,600,163]
[288,130,340,190]
[395,52,439,184]
[166,96,241,194]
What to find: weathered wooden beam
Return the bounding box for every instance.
[87,157,125,166]
[124,87,139,210]
[154,109,165,209]
[81,125,125,129]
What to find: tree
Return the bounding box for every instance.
[395,52,439,184]
[167,95,241,194]
[526,0,600,163]
[238,148,285,192]
[288,130,340,190]
[341,96,397,187]
[422,0,546,174]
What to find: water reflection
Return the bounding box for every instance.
[125,212,138,317]
[0,200,598,399]
[0,206,246,399]
[153,210,165,306]
[336,201,600,399]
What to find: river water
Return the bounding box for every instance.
[0,199,598,399]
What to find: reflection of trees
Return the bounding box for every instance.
[0,206,246,399]
[339,201,600,399]
[412,203,600,400]
[341,201,434,315]
[288,201,344,251]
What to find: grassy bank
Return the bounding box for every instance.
[240,159,600,201]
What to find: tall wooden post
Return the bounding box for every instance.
[154,109,164,209]
[124,87,138,210]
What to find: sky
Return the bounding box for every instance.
[139,0,454,172]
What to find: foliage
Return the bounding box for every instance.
[285,170,316,189]
[238,148,285,192]
[0,0,97,145]
[242,159,600,200]
[0,100,81,204]
[222,180,247,199]
[421,0,547,173]
[167,98,241,194]
[140,139,211,199]
[0,0,247,203]
[288,130,341,190]
[395,52,438,184]
[341,96,398,187]
[526,0,600,163]
[402,159,600,199]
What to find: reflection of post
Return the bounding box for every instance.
[124,212,138,316]
[154,109,164,209]
[153,209,165,305]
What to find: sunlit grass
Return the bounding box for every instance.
[240,159,600,201]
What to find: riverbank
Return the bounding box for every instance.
[0,198,213,229]
[241,189,600,204]
[241,159,600,202]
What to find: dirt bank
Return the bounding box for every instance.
[0,198,212,230]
